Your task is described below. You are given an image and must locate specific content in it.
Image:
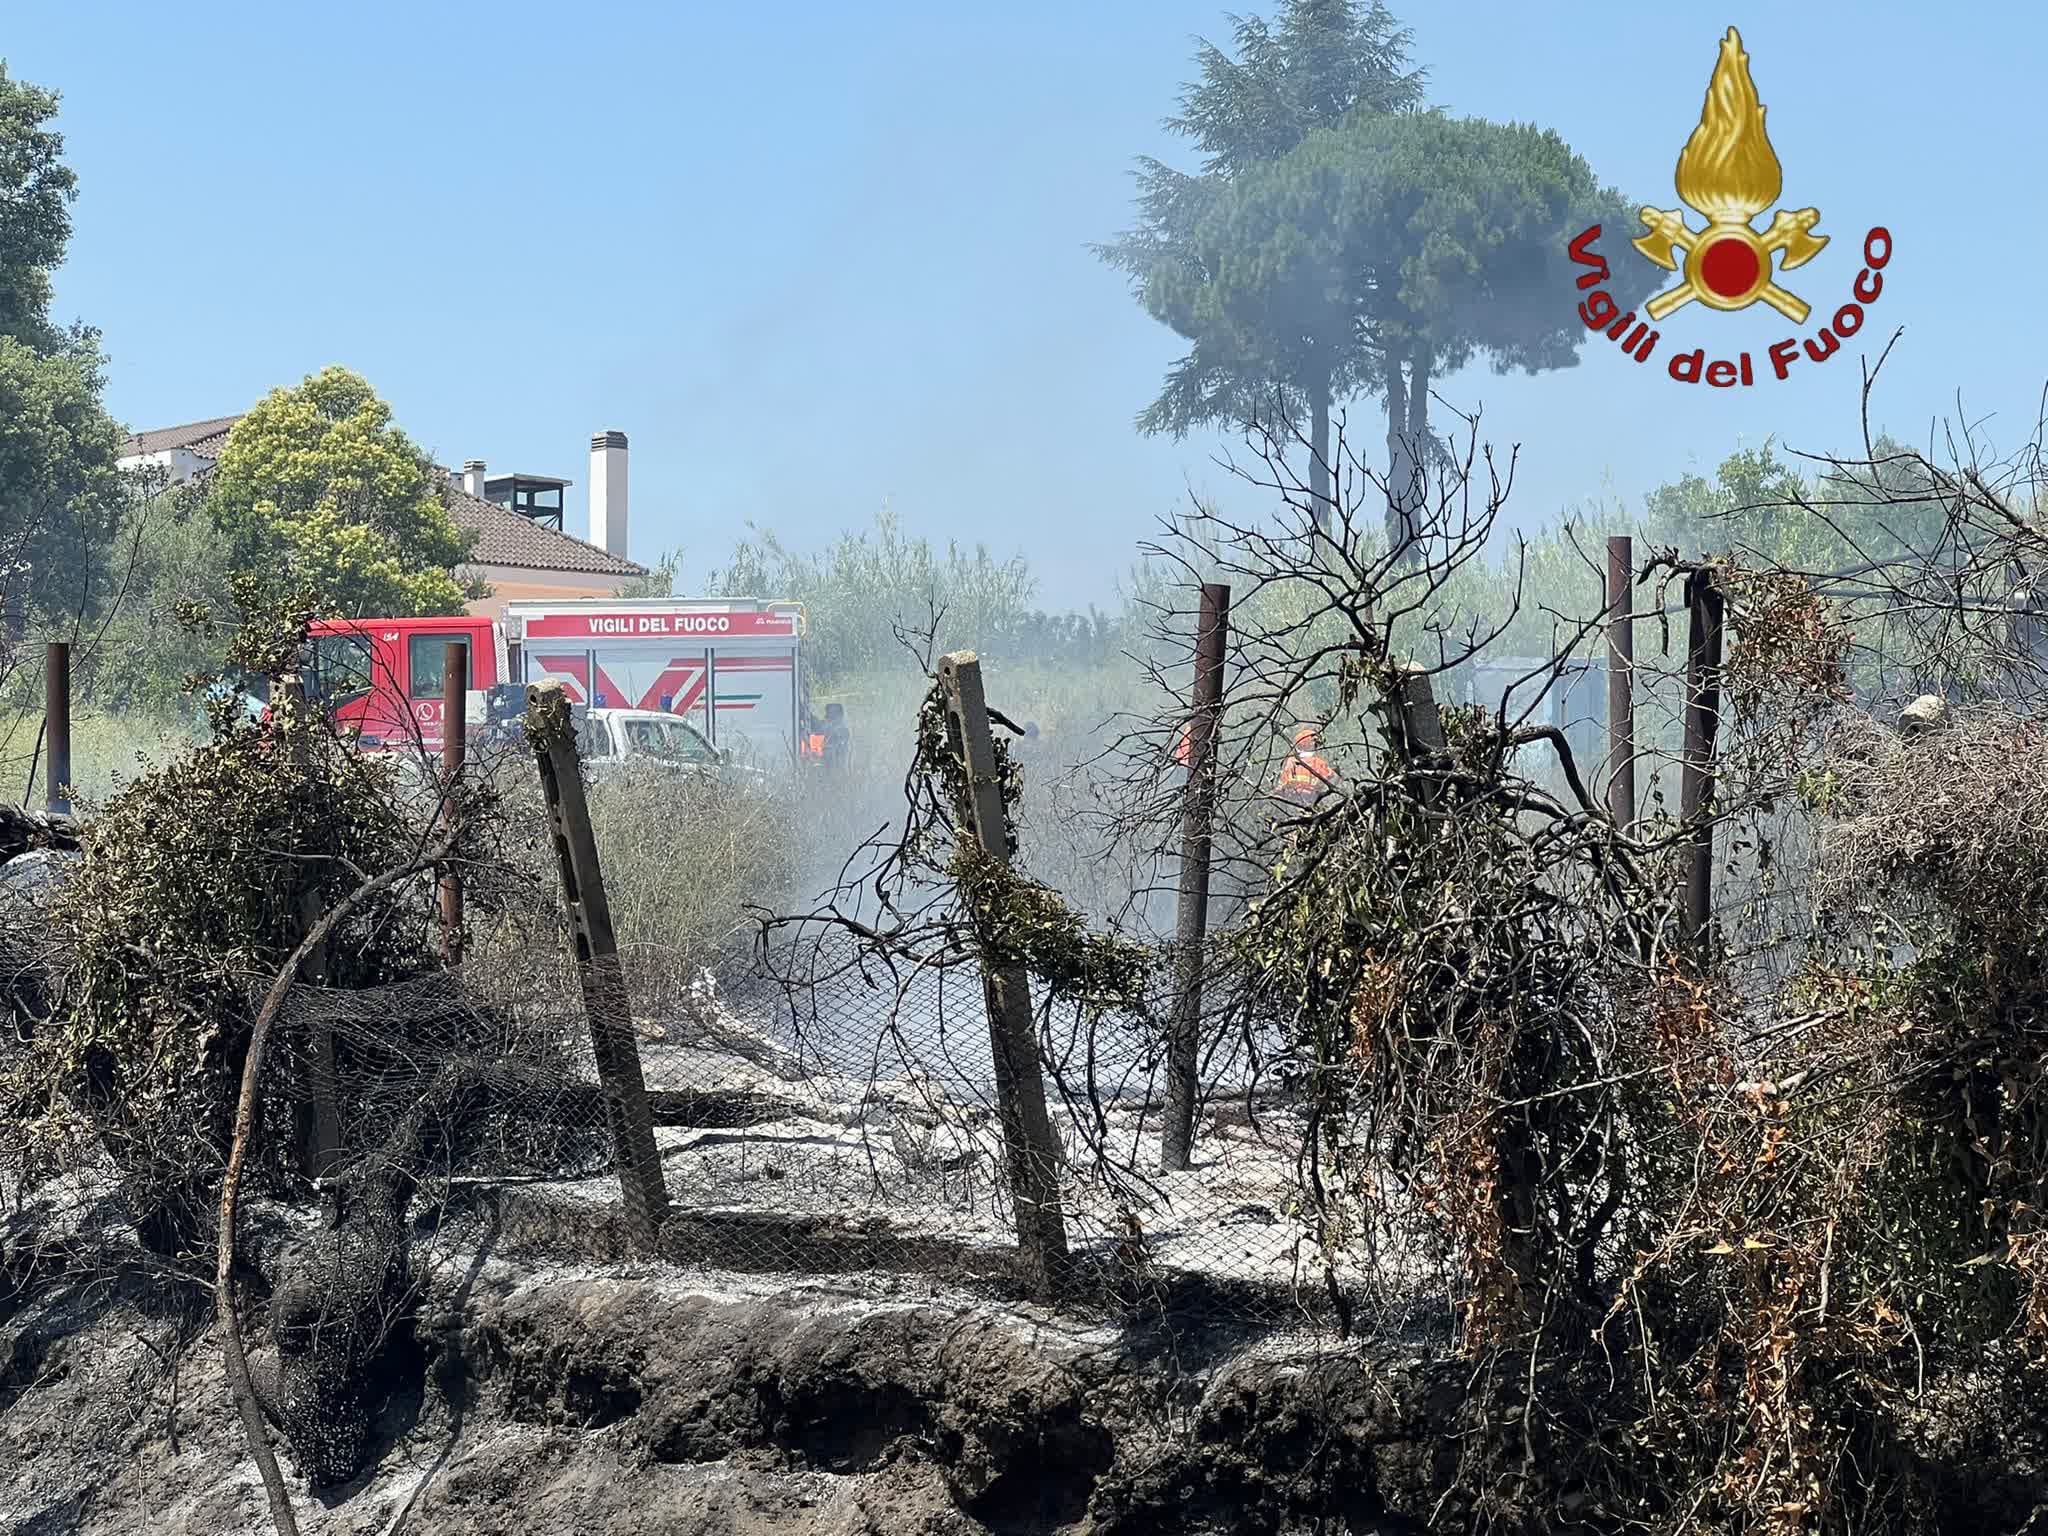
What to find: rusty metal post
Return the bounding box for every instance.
[439,641,467,966]
[1680,569,1725,949]
[936,651,1070,1294]
[278,673,341,1182]
[1162,583,1229,1173]
[43,643,70,819]
[1606,536,1636,833]
[528,679,669,1249]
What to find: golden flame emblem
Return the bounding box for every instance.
[1633,28,1827,323]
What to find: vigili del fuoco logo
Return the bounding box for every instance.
[1567,26,1890,388]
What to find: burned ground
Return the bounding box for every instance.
[0,1194,1469,1536]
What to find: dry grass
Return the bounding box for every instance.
[0,708,204,810]
[1812,703,2048,937]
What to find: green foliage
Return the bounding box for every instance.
[579,766,801,963]
[1638,432,1954,582]
[1224,111,1653,550]
[14,583,499,1256]
[1101,4,1647,550]
[203,366,478,618]
[1244,112,1651,380]
[0,60,77,351]
[710,506,1041,682]
[1395,434,1954,685]
[1097,0,1425,461]
[1160,0,1426,177]
[59,478,230,715]
[1641,437,1823,569]
[0,332,125,626]
[0,59,125,636]
[614,545,681,599]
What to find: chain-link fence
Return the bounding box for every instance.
[632,929,1369,1321]
[247,926,1432,1340]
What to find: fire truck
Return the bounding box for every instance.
[303,598,812,767]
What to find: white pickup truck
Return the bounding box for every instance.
[575,708,767,785]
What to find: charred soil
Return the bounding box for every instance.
[0,1194,1464,1536]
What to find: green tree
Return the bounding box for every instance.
[1,337,125,628]
[615,546,681,599]
[710,506,1035,682]
[204,366,477,618]
[1223,111,1653,560]
[1636,434,1951,576]
[0,61,124,639]
[1096,1,1425,521]
[0,60,76,352]
[68,474,229,715]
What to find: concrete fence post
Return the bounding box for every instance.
[936,651,1070,1296]
[528,679,670,1250]
[439,640,467,966]
[43,643,70,819]
[1606,536,1637,833]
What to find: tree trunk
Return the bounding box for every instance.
[1385,349,1432,569]
[1405,349,1431,568]
[1385,352,1411,562]
[1309,378,1332,533]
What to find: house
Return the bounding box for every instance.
[117,419,647,618]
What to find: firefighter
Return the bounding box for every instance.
[822,702,851,770]
[1274,725,1334,804]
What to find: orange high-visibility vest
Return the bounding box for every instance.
[1174,723,1192,766]
[1277,751,1331,795]
[805,732,826,756]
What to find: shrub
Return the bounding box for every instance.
[6,583,503,1257]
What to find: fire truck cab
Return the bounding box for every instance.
[303,614,498,755]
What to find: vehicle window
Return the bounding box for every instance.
[625,719,661,752]
[409,634,471,700]
[307,634,373,704]
[577,717,608,759]
[658,720,720,762]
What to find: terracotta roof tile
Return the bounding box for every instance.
[120,415,242,457]
[444,486,643,577]
[139,414,645,580]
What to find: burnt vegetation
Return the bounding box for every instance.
[9,360,2048,1532]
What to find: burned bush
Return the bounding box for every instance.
[1077,388,2048,1531]
[3,582,508,1244]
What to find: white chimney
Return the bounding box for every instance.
[462,458,487,499]
[589,430,628,556]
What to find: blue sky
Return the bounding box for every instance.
[7,2,2038,606]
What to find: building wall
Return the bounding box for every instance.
[462,565,626,619]
[115,448,206,485]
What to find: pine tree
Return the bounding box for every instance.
[1096,2,1425,524]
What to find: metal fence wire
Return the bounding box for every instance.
[231,926,1439,1339]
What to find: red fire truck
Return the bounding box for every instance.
[304,598,810,766]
